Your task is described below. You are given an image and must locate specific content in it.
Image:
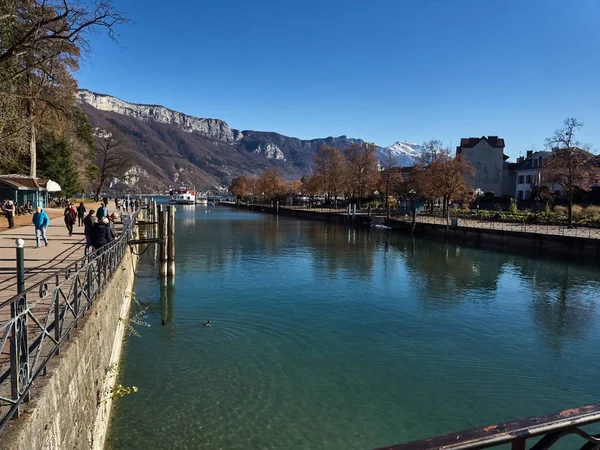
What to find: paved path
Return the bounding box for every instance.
[0,206,122,304]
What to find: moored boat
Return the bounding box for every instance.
[169,186,196,204]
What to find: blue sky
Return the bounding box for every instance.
[77,0,600,160]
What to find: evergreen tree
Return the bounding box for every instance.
[38,136,80,196]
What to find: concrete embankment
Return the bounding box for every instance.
[0,248,138,450]
[221,202,600,262]
[220,202,371,228]
[387,219,600,262]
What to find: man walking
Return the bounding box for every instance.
[83,209,97,256]
[96,203,108,220]
[5,200,15,228]
[32,206,50,247]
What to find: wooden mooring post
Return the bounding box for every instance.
[167,205,176,275]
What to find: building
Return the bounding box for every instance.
[0,175,61,208]
[513,151,562,200]
[456,136,508,196]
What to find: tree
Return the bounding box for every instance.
[412,152,474,215]
[255,168,286,202]
[379,148,403,217]
[94,128,133,198]
[344,142,380,207]
[37,135,80,196]
[0,0,128,175]
[543,118,599,226]
[544,148,599,226]
[313,145,346,207]
[418,139,448,166]
[229,175,251,200]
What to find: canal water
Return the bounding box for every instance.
[107,205,600,449]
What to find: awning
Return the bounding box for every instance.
[46,180,62,192]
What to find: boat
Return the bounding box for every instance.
[196,193,208,205]
[169,186,196,205]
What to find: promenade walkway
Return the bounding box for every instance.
[0,205,120,303]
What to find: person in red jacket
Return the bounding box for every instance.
[64,202,77,236]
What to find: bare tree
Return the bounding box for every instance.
[544,118,590,151]
[379,148,403,218]
[543,118,598,226]
[544,148,599,226]
[312,145,346,207]
[418,139,448,166]
[94,128,133,197]
[344,142,380,207]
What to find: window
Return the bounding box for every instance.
[526,175,532,184]
[533,159,538,168]
[518,175,524,184]
[539,156,543,167]
[524,190,531,200]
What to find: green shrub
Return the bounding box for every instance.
[508,198,518,215]
[571,204,583,218]
[584,205,600,221]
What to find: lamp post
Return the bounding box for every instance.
[475,188,483,210]
[408,189,417,233]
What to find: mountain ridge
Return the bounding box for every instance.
[77,90,418,192]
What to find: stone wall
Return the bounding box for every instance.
[388,220,600,262]
[0,249,138,450]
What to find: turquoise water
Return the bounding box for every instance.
[108,205,600,449]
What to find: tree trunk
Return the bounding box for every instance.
[568,191,573,227]
[29,122,36,178]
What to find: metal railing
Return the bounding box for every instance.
[0,210,139,430]
[377,402,600,450]
[392,213,600,240]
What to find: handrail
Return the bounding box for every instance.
[0,209,140,429]
[376,402,600,450]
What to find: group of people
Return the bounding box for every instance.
[28,200,127,254]
[2,200,34,228]
[114,196,138,212]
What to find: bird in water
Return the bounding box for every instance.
[203,320,211,327]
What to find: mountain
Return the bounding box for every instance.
[77,90,417,192]
[379,141,422,167]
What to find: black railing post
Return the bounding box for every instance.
[54,274,60,355]
[15,239,25,294]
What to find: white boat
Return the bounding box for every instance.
[169,186,196,205]
[196,193,208,205]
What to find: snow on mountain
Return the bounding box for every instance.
[378,141,421,167]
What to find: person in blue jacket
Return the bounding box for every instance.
[32,206,50,247]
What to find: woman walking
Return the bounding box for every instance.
[32,206,50,247]
[77,202,86,227]
[64,202,77,236]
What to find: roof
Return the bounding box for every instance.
[0,175,49,190]
[458,136,505,149]
[515,151,553,171]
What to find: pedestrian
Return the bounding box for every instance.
[96,203,108,220]
[91,216,113,252]
[83,209,97,256]
[77,201,86,226]
[64,202,77,236]
[108,213,119,239]
[103,196,109,208]
[114,198,119,211]
[32,206,50,247]
[134,199,140,210]
[5,200,15,228]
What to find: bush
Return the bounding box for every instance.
[554,205,567,217]
[571,204,583,218]
[584,205,600,221]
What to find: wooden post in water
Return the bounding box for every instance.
[159,207,168,276]
[167,205,176,275]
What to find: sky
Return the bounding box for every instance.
[76,0,600,160]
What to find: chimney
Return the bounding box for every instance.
[517,156,524,163]
[526,150,533,158]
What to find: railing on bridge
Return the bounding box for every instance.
[0,209,139,430]
[377,402,600,450]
